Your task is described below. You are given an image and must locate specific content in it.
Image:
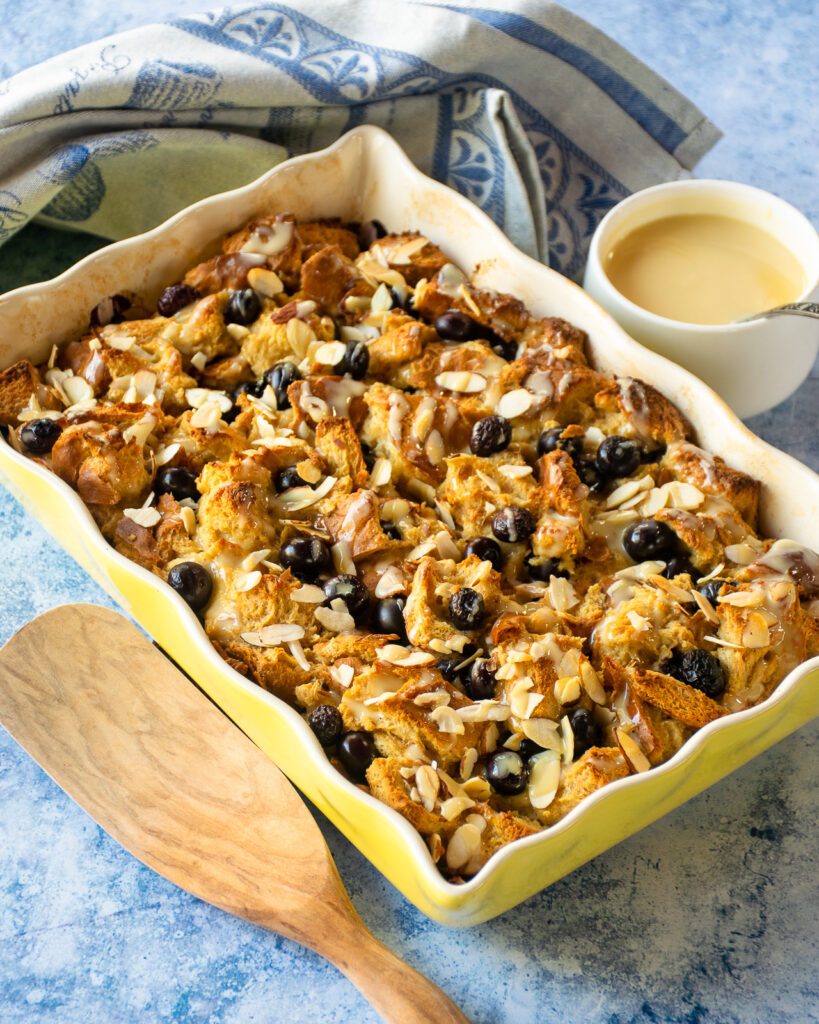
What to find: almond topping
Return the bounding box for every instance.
[527,750,561,809]
[445,822,482,871]
[429,705,466,735]
[415,765,441,811]
[434,371,486,394]
[314,606,355,633]
[247,266,284,297]
[616,728,651,773]
[314,341,347,366]
[235,570,262,593]
[124,507,161,528]
[497,388,533,419]
[742,612,771,649]
[440,795,476,821]
[291,583,326,603]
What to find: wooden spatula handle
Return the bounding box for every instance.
[306,907,470,1024]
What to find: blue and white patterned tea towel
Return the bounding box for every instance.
[0,0,720,278]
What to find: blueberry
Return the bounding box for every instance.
[465,537,503,572]
[517,739,542,763]
[264,361,301,410]
[434,310,479,342]
[449,587,485,630]
[20,418,62,455]
[492,506,536,544]
[225,288,262,326]
[663,648,726,699]
[575,459,607,495]
[470,415,512,456]
[334,340,369,380]
[699,579,727,605]
[485,750,528,795]
[641,444,667,464]
[167,561,212,611]
[488,333,518,361]
[464,658,497,700]
[595,435,642,478]
[279,534,332,582]
[155,467,199,502]
[373,597,407,639]
[323,574,370,618]
[233,378,266,403]
[356,219,387,249]
[663,556,699,581]
[308,704,343,747]
[359,441,376,472]
[537,427,583,462]
[389,286,412,311]
[337,730,377,781]
[568,708,601,758]
[526,556,568,582]
[381,521,402,541]
[275,466,308,492]
[157,283,199,317]
[90,293,130,327]
[437,658,463,683]
[623,519,680,562]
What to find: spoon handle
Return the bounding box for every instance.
[740,301,819,322]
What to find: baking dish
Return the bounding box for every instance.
[0,126,816,926]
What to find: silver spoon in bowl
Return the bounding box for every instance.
[739,301,819,323]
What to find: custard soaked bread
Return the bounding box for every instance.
[4,215,818,880]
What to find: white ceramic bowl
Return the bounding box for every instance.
[583,179,819,419]
[0,128,817,925]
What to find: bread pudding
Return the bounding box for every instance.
[3,213,817,880]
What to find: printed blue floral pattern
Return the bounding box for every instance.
[173,4,628,276]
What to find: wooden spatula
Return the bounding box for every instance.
[0,604,469,1024]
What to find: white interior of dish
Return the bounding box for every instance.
[1,127,816,908]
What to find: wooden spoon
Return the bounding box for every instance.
[0,605,469,1024]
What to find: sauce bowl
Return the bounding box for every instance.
[583,179,819,418]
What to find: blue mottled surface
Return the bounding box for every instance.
[1,3,817,1022]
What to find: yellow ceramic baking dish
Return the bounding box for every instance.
[0,127,816,926]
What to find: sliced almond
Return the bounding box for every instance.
[527,750,561,809]
[554,675,582,705]
[724,542,760,566]
[718,590,764,608]
[520,717,562,751]
[291,583,326,604]
[497,388,533,420]
[243,623,305,647]
[742,611,771,649]
[429,705,466,735]
[235,570,262,593]
[415,764,440,811]
[369,457,392,488]
[247,266,284,297]
[440,795,476,821]
[434,371,486,394]
[123,507,161,528]
[314,605,355,633]
[374,565,405,599]
[616,728,651,773]
[445,822,482,871]
[691,589,720,624]
[314,341,347,367]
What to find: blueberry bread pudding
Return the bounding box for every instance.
[3,214,818,879]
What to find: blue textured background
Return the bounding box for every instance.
[1,3,817,1022]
